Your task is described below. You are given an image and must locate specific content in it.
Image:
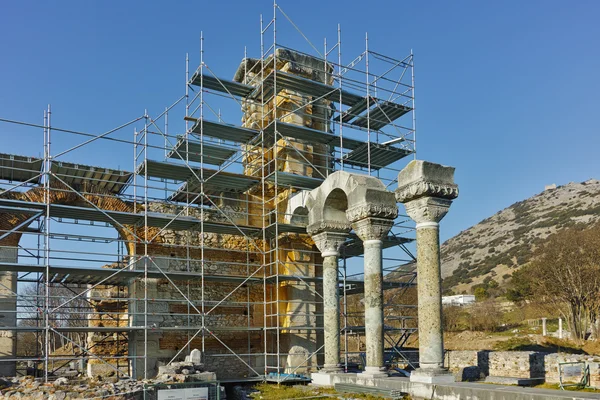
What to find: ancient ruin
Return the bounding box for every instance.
[0,12,418,381]
[0,5,529,399]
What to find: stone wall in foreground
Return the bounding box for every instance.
[445,350,600,388]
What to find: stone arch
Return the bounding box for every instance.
[284,190,310,226]
[0,181,161,255]
[0,181,156,377]
[306,171,398,234]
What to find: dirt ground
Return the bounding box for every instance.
[443,331,514,351]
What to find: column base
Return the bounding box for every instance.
[360,366,388,378]
[409,368,455,384]
[311,371,344,386]
[321,364,344,373]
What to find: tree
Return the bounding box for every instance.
[505,266,534,303]
[18,283,93,357]
[525,225,600,341]
[473,287,489,301]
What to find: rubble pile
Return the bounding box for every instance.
[156,349,217,383]
[0,350,216,400]
[0,376,143,399]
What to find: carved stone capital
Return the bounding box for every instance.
[311,231,349,257]
[351,217,394,242]
[346,202,398,224]
[404,197,453,225]
[307,220,351,236]
[395,160,459,204]
[396,180,459,204]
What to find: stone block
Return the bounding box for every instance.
[189,348,202,364]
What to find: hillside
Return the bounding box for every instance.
[441,179,600,294]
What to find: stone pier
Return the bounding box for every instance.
[396,160,458,384]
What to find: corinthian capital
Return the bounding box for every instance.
[311,231,349,257]
[352,217,394,242]
[404,196,453,225]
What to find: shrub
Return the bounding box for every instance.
[443,306,469,332]
[468,300,502,332]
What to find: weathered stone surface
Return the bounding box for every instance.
[306,170,397,375]
[307,170,397,230]
[395,160,458,204]
[189,348,201,364]
[311,231,349,256]
[397,160,458,383]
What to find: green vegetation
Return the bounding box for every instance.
[534,383,600,393]
[505,225,600,341]
[249,383,409,400]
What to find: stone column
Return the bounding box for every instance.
[310,230,348,373]
[396,160,458,384]
[542,318,547,336]
[559,318,563,339]
[351,217,394,377]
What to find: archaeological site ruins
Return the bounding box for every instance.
[0,5,467,398]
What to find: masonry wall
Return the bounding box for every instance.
[445,350,600,388]
[0,247,17,377]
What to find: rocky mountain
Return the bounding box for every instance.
[441,179,600,294]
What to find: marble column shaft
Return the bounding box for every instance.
[415,222,444,369]
[310,230,348,372]
[322,253,341,371]
[352,217,394,374]
[363,238,384,370]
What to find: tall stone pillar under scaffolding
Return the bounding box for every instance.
[235,49,334,374]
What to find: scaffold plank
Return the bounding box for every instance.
[0,198,260,235]
[0,153,42,184]
[264,121,363,150]
[344,281,415,296]
[342,234,413,258]
[137,160,259,193]
[254,70,363,106]
[339,96,372,123]
[351,100,412,130]
[0,262,262,286]
[190,120,258,143]
[265,171,323,189]
[167,135,238,166]
[189,73,255,98]
[170,172,260,199]
[342,142,412,169]
[50,161,132,194]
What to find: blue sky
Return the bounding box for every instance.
[1,0,599,244]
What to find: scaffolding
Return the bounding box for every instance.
[0,4,418,383]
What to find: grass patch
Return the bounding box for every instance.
[250,383,331,399]
[493,337,537,351]
[534,383,600,393]
[493,336,586,353]
[249,383,409,399]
